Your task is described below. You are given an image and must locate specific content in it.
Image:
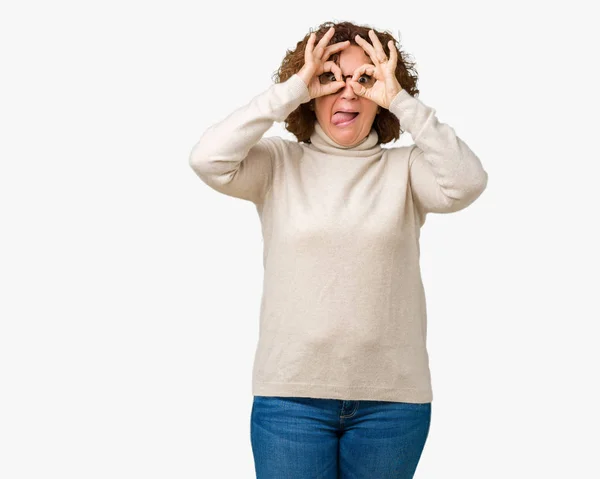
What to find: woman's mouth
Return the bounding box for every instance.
[331,111,359,127]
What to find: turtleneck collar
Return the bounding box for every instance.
[308,121,382,157]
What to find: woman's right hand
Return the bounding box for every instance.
[296,27,349,99]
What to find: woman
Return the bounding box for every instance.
[189,20,488,479]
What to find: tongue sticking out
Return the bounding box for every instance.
[332,112,359,125]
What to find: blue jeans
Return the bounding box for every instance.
[250,395,431,478]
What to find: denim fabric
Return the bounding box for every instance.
[250,395,431,478]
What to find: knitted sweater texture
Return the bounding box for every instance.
[189,74,488,402]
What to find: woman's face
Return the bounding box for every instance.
[313,45,379,147]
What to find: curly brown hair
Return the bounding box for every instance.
[272,20,419,145]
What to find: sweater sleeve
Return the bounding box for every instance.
[189,74,311,204]
[388,89,488,215]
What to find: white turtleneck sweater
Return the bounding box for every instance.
[189,73,488,403]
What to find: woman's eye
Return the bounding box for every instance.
[358,74,375,86]
[319,72,337,84]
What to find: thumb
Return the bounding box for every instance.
[349,81,366,98]
[321,81,346,97]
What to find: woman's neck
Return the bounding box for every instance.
[307,121,382,157]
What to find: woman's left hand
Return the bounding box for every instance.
[351,30,403,110]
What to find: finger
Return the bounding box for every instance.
[321,81,346,96]
[305,32,316,61]
[317,26,335,46]
[349,80,368,98]
[351,63,377,82]
[354,34,379,65]
[368,29,387,63]
[314,26,335,58]
[323,61,343,82]
[323,40,350,60]
[388,40,398,68]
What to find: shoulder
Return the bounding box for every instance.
[262,135,302,150]
[382,144,414,163]
[261,136,304,162]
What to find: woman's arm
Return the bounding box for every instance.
[189,74,310,204]
[388,89,488,215]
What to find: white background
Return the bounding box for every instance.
[1,0,599,477]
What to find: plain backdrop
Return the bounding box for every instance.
[1,0,599,477]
